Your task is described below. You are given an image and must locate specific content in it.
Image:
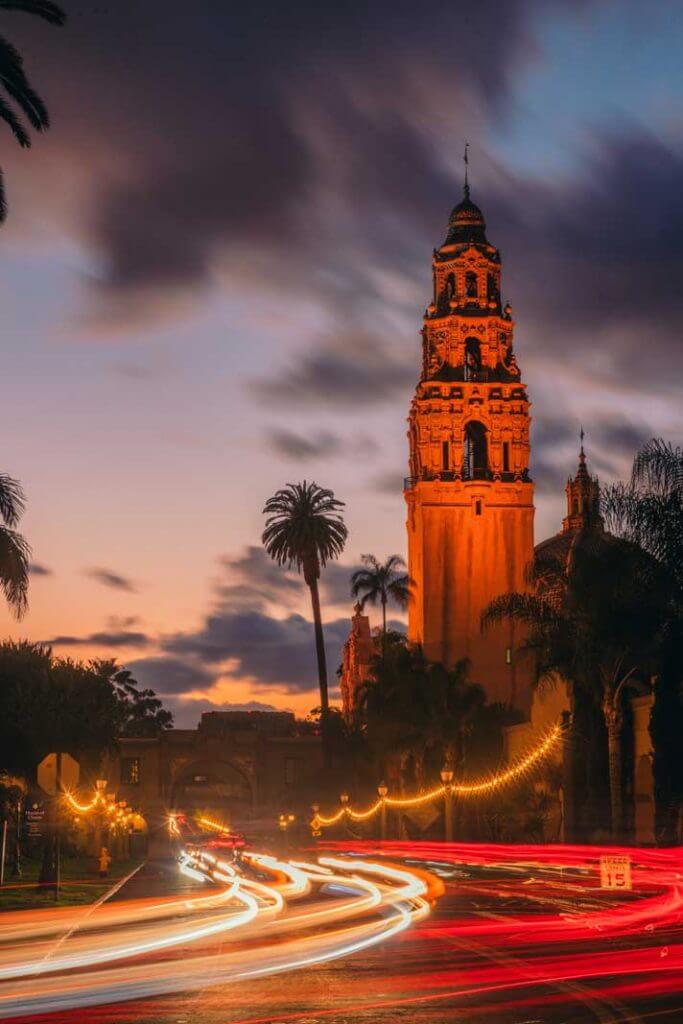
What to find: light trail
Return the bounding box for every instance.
[2,840,682,1021]
[0,848,431,1019]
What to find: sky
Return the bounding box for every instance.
[1,0,682,725]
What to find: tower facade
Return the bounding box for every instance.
[405,184,535,708]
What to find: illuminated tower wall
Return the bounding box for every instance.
[405,184,535,708]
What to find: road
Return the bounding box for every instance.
[1,841,682,1024]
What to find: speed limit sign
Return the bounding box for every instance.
[600,855,632,890]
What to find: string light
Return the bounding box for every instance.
[63,786,143,832]
[63,791,100,814]
[312,722,563,830]
[197,815,231,834]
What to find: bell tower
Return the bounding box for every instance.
[405,175,535,708]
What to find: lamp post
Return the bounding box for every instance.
[377,782,388,841]
[93,780,107,864]
[440,766,454,843]
[339,792,349,835]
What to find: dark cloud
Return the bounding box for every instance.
[126,656,213,695]
[253,334,415,409]
[592,418,653,459]
[106,615,141,629]
[370,470,405,494]
[29,563,53,577]
[83,567,138,593]
[12,0,548,316]
[47,631,150,648]
[163,611,351,693]
[267,429,342,461]
[215,546,302,610]
[319,561,365,607]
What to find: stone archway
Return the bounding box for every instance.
[170,759,254,823]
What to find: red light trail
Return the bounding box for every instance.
[0,841,681,1022]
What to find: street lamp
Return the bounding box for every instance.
[377,782,388,841]
[440,766,454,843]
[92,780,109,862]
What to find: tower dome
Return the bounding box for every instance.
[444,184,489,245]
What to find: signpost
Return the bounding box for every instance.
[600,854,632,891]
[37,753,80,899]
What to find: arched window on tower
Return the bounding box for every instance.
[463,421,488,480]
[487,273,499,304]
[465,271,478,298]
[446,272,455,298]
[464,337,482,381]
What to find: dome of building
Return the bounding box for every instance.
[534,440,628,572]
[443,184,489,246]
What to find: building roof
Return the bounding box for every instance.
[443,184,489,245]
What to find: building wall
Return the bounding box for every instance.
[632,695,655,844]
[104,715,324,848]
[407,478,534,707]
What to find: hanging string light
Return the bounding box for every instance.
[312,722,563,830]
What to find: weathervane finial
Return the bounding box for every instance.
[579,426,586,462]
[463,140,470,197]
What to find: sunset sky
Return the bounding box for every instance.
[2,0,682,724]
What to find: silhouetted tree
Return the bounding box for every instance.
[0,0,65,218]
[262,481,347,727]
[0,473,30,616]
[603,438,683,844]
[351,554,412,652]
[483,536,666,840]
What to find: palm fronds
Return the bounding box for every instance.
[262,481,347,578]
[0,473,26,526]
[0,525,30,617]
[0,1,64,221]
[0,1,65,25]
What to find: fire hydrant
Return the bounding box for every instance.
[98,846,112,878]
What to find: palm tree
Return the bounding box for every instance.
[602,438,683,844]
[351,554,412,651]
[427,658,485,774]
[0,0,65,219]
[262,481,347,721]
[482,538,662,841]
[0,473,30,617]
[358,636,432,789]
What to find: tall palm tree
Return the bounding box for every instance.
[262,481,347,720]
[351,554,412,650]
[483,538,662,840]
[0,473,30,617]
[0,0,65,219]
[602,438,683,844]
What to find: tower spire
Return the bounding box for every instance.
[463,140,470,198]
[562,430,602,533]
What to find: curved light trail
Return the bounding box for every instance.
[1,841,682,1021]
[0,848,430,1019]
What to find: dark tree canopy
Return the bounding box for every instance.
[0,642,172,777]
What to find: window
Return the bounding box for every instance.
[442,440,450,471]
[465,271,478,298]
[505,647,512,665]
[121,757,141,785]
[284,758,300,786]
[464,421,488,479]
[446,272,455,297]
[475,499,482,516]
[502,441,510,473]
[464,337,482,381]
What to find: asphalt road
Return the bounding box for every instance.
[3,842,682,1024]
